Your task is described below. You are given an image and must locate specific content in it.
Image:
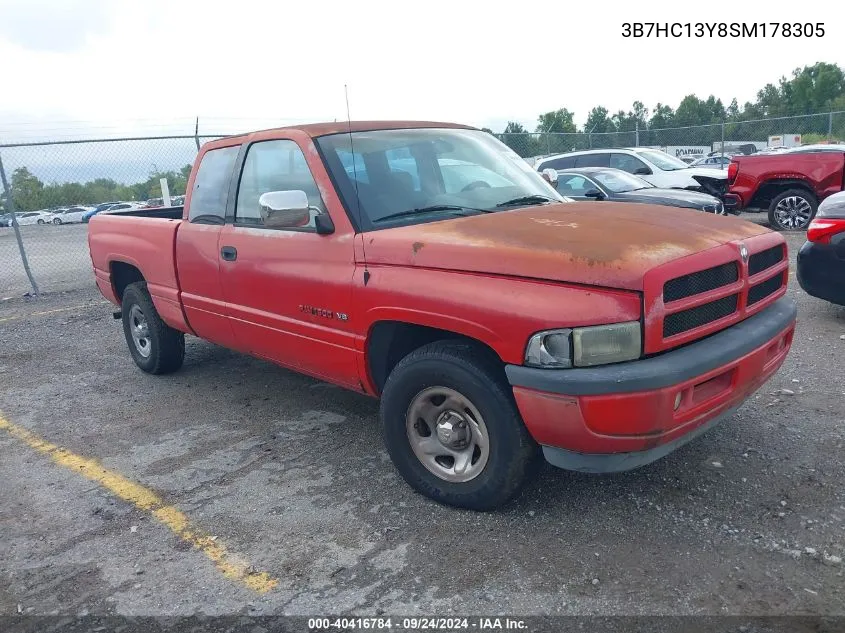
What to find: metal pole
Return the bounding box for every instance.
[0,151,39,296]
[194,117,201,151]
[829,112,834,140]
[635,120,639,147]
[721,120,725,168]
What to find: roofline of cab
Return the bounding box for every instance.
[203,121,479,151]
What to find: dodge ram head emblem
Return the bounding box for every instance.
[739,243,749,263]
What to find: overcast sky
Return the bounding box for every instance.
[0,0,842,141]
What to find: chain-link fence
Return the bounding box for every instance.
[2,110,845,298]
[0,135,224,297]
[497,111,845,161]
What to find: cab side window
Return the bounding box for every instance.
[189,145,239,223]
[610,153,649,174]
[235,140,326,230]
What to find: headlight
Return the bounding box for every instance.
[525,322,641,368]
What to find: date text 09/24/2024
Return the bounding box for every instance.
[622,22,825,38]
[308,617,528,630]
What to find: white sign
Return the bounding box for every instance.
[768,134,802,148]
[160,178,171,207]
[664,145,710,158]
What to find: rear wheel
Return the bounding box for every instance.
[768,189,817,231]
[37,219,45,225]
[121,282,185,374]
[380,341,539,510]
[53,218,62,225]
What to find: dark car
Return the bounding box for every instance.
[797,191,845,306]
[553,167,727,214]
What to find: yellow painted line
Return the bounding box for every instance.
[0,304,95,324]
[0,414,278,594]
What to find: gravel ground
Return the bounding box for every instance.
[1,228,844,618]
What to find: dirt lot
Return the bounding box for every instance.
[1,230,844,618]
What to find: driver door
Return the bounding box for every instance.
[218,138,359,388]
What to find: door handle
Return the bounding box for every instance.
[220,246,237,261]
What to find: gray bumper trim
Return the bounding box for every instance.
[506,297,796,396]
[542,405,740,473]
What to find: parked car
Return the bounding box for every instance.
[0,213,11,227]
[797,191,845,306]
[727,147,845,230]
[144,198,164,209]
[88,120,795,510]
[533,148,730,204]
[552,168,727,214]
[170,195,186,206]
[49,206,92,224]
[690,155,732,169]
[99,202,145,215]
[15,210,54,225]
[82,202,123,223]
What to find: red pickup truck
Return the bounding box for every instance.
[89,121,796,510]
[727,147,845,230]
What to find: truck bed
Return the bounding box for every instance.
[108,205,184,220]
[88,211,185,331]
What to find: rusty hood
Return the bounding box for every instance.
[363,202,770,291]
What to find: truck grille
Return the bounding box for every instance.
[649,236,789,350]
[663,295,738,338]
[748,245,785,276]
[748,273,784,305]
[663,262,739,302]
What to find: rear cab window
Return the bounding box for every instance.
[188,145,239,224]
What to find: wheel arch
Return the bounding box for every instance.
[365,320,506,395]
[750,178,817,209]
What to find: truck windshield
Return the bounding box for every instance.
[315,128,565,229]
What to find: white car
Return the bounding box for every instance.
[49,206,93,224]
[14,210,54,225]
[534,148,728,192]
[99,202,144,214]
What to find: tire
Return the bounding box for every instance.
[37,219,45,225]
[380,341,539,511]
[53,218,62,225]
[121,281,185,374]
[768,189,817,231]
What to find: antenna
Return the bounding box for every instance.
[345,84,369,284]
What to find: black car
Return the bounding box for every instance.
[552,167,727,214]
[797,191,845,306]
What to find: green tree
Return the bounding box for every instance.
[584,106,613,134]
[536,108,576,133]
[10,167,44,211]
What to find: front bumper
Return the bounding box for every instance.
[797,240,845,307]
[505,297,796,473]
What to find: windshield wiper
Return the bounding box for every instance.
[373,205,491,224]
[495,195,555,208]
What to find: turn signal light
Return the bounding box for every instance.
[727,161,738,184]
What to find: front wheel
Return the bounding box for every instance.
[768,189,817,231]
[380,341,539,510]
[53,218,62,225]
[121,282,185,374]
[37,219,45,225]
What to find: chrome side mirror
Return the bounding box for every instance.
[541,168,559,185]
[259,190,311,228]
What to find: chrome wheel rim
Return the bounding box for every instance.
[774,196,812,229]
[406,386,490,483]
[128,304,151,358]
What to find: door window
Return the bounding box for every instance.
[574,153,610,168]
[235,140,326,230]
[556,175,597,196]
[610,153,649,174]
